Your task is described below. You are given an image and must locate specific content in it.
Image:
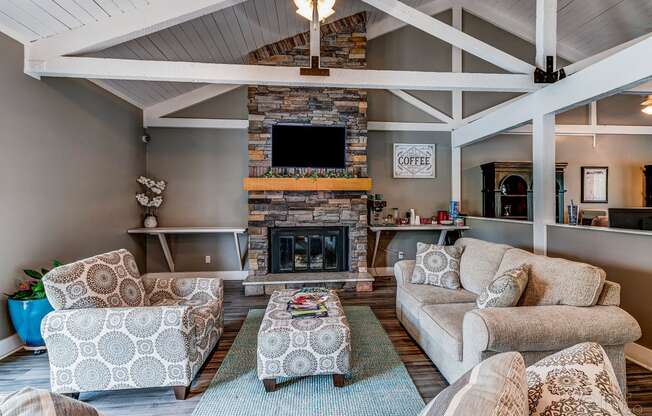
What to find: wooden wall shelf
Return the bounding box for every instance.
[243,177,372,191]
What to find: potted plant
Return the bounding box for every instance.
[6,260,59,351]
[136,175,166,228]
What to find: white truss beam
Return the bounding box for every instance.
[368,121,452,131]
[360,0,534,74]
[535,0,557,69]
[532,113,556,255]
[145,118,248,129]
[144,84,241,121]
[26,0,246,60]
[388,90,453,123]
[505,124,652,136]
[25,57,539,92]
[452,36,652,147]
[367,0,453,40]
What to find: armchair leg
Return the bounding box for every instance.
[63,392,80,400]
[173,385,191,400]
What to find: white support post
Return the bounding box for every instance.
[535,0,557,69]
[532,113,556,255]
[310,1,320,59]
[451,146,461,208]
[451,6,463,121]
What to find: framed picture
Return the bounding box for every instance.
[393,143,436,178]
[581,166,608,203]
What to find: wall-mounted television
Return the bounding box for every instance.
[272,124,346,169]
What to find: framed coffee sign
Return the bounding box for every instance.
[393,143,436,178]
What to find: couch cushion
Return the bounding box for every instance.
[420,303,476,361]
[419,352,528,416]
[400,282,477,306]
[454,238,512,295]
[527,342,630,416]
[496,248,606,306]
[412,243,463,289]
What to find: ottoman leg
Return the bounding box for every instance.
[263,378,276,392]
[333,374,345,387]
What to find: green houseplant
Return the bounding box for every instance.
[6,260,60,350]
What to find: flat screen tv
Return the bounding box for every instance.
[608,208,652,230]
[272,124,346,169]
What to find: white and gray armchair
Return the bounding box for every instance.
[41,249,223,400]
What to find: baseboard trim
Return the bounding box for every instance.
[0,334,23,360]
[369,267,395,277]
[625,342,652,372]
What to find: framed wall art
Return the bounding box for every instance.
[581,166,608,203]
[393,143,436,178]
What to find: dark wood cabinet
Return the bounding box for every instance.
[481,162,567,222]
[645,165,652,207]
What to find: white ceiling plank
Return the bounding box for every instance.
[388,89,453,123]
[0,1,54,37]
[243,0,264,49]
[0,10,38,43]
[184,19,222,63]
[27,56,541,92]
[233,3,256,53]
[212,10,244,63]
[201,14,234,63]
[34,0,84,29]
[368,121,452,131]
[360,0,534,73]
[564,32,652,76]
[26,0,247,60]
[535,0,557,69]
[10,1,69,34]
[144,84,241,119]
[50,0,97,25]
[93,0,123,16]
[145,117,248,129]
[70,0,110,20]
[452,35,652,147]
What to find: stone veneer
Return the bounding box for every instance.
[246,13,369,276]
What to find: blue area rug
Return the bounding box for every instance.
[192,306,425,416]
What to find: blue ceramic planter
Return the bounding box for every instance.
[7,298,54,347]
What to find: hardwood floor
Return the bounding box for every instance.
[0,276,650,415]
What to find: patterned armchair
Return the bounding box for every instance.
[41,249,224,400]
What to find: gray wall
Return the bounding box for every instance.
[145,127,248,272]
[0,33,145,340]
[367,131,452,267]
[547,226,652,349]
[464,218,533,251]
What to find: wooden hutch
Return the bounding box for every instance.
[481,162,567,222]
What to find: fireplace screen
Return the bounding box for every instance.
[270,227,348,273]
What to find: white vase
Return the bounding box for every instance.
[143,215,158,228]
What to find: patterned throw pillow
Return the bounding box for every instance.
[419,352,528,416]
[411,243,463,289]
[527,342,631,416]
[476,265,529,309]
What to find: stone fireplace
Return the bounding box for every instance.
[245,13,369,279]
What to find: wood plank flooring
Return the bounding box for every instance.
[0,276,651,415]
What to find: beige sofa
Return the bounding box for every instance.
[394,237,641,393]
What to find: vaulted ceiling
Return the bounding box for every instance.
[1,0,651,108]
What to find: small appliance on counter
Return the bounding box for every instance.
[367,194,387,225]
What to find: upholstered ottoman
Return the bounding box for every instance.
[257,289,351,392]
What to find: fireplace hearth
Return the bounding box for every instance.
[270,227,348,273]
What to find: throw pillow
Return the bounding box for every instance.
[476,265,530,309]
[0,387,101,416]
[527,342,632,416]
[419,352,528,416]
[411,243,463,289]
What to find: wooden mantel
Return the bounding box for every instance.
[242,177,372,191]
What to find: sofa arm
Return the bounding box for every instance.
[142,272,224,304]
[394,260,415,287]
[463,305,641,354]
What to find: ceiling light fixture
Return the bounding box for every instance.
[641,95,652,115]
[294,0,335,21]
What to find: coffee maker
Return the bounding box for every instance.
[367,194,387,225]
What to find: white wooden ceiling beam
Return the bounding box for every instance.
[359,0,534,74]
[452,35,652,147]
[388,89,453,123]
[144,84,241,120]
[535,0,557,70]
[26,56,540,92]
[26,0,246,60]
[367,0,453,40]
[505,124,652,136]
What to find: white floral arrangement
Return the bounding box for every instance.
[136,175,166,217]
